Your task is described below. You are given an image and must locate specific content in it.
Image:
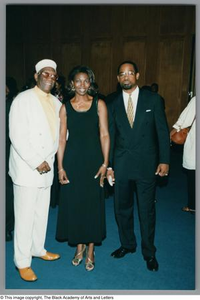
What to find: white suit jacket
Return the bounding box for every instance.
[9,88,62,187]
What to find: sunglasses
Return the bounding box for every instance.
[39,71,58,81]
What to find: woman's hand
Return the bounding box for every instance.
[106,168,115,186]
[94,164,107,187]
[58,169,70,185]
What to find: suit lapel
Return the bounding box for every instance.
[129,89,152,148]
[115,94,133,131]
[133,89,146,129]
[114,89,149,133]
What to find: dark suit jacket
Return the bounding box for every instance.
[107,88,170,180]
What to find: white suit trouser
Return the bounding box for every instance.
[13,184,51,268]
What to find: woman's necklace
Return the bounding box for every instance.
[73,96,92,111]
[75,102,82,110]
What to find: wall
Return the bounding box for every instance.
[6,4,195,128]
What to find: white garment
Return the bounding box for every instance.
[173,96,196,170]
[123,86,139,121]
[9,88,61,187]
[13,185,50,268]
[9,87,61,268]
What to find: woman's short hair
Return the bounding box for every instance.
[67,65,98,96]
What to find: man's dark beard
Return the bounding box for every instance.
[121,83,132,90]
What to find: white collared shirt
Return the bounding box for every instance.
[123,86,139,120]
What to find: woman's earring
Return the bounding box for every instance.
[71,86,75,91]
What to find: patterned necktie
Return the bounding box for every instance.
[127,94,134,128]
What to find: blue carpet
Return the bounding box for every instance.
[5,149,195,290]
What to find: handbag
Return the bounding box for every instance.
[170,116,196,145]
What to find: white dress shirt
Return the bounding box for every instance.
[123,86,139,121]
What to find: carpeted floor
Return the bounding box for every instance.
[5,148,195,291]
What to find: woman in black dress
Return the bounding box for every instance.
[56,66,110,271]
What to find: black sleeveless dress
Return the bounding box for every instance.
[56,96,106,245]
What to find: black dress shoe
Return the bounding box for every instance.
[111,246,136,258]
[146,256,159,271]
[6,231,12,242]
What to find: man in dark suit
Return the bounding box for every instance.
[107,61,170,271]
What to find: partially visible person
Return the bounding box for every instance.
[150,82,159,93]
[170,96,196,213]
[21,76,36,91]
[107,60,170,272]
[6,76,18,99]
[9,59,62,282]
[151,82,165,109]
[6,76,18,241]
[56,65,110,272]
[51,75,68,103]
[141,85,151,91]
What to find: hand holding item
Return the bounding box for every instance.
[94,164,107,187]
[108,175,113,186]
[58,168,70,185]
[106,168,115,186]
[37,161,51,174]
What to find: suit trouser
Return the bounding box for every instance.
[114,177,157,259]
[13,184,51,268]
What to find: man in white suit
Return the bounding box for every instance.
[9,59,62,282]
